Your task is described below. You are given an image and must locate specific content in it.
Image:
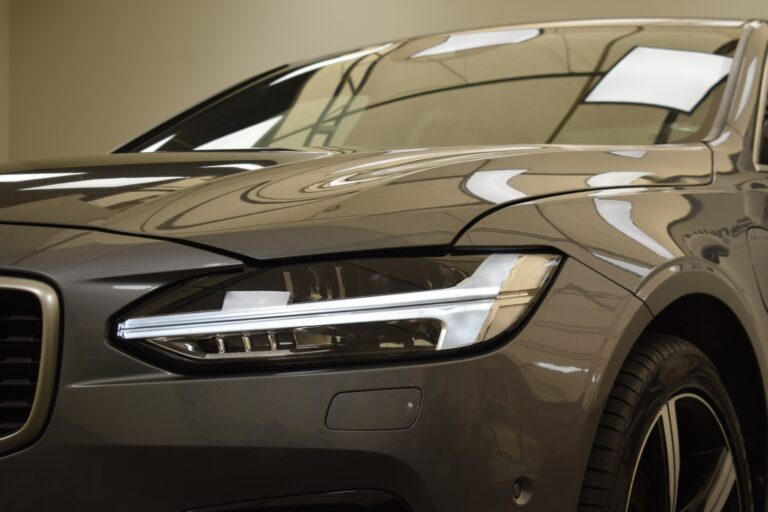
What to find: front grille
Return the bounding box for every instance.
[0,277,58,453]
[0,289,43,437]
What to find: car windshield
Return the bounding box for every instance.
[133,23,742,152]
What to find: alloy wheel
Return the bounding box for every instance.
[627,393,740,512]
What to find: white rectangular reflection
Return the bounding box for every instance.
[585,47,732,113]
[202,163,263,171]
[195,116,283,151]
[464,169,527,204]
[412,29,540,58]
[141,134,176,153]
[0,172,84,183]
[24,176,184,190]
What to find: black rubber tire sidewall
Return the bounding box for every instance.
[583,334,754,511]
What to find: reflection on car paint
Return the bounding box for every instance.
[410,28,541,58]
[593,197,676,259]
[462,169,527,204]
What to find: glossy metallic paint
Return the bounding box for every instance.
[0,224,649,511]
[0,17,767,511]
[0,145,712,260]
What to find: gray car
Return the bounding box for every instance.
[1,17,767,512]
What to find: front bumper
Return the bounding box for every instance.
[0,224,650,511]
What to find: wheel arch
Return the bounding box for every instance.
[631,266,768,509]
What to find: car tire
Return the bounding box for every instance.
[578,333,754,511]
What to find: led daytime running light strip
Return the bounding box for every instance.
[117,254,558,351]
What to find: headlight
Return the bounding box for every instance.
[116,253,559,369]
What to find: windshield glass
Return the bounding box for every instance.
[134,23,741,152]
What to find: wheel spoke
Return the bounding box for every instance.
[700,450,737,512]
[659,400,681,512]
[679,448,737,512]
[628,393,741,512]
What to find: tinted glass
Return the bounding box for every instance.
[135,24,741,152]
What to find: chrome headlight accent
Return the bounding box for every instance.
[116,253,559,367]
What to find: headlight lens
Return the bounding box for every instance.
[116,253,559,368]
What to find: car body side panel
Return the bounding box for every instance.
[0,224,650,511]
[455,173,768,477]
[747,228,768,310]
[456,171,767,320]
[451,23,768,506]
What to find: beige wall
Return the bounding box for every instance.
[0,0,8,161]
[6,0,768,161]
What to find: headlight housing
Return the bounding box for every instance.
[116,253,559,370]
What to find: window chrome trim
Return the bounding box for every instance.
[0,277,60,454]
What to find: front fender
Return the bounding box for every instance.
[456,187,767,338]
[456,186,768,500]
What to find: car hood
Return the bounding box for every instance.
[0,145,711,260]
